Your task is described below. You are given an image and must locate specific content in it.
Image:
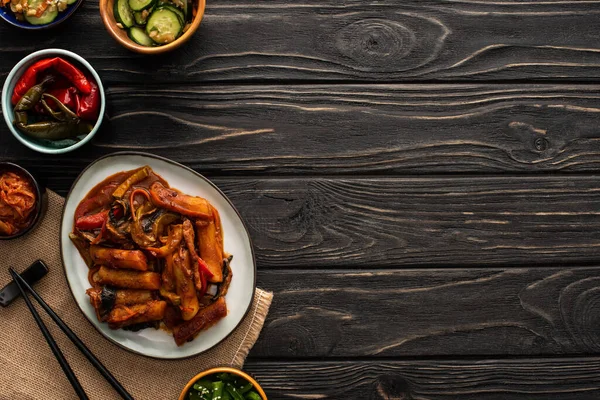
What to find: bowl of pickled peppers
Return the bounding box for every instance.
[2,48,105,154]
[179,368,267,400]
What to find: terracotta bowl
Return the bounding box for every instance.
[179,367,268,400]
[99,0,206,54]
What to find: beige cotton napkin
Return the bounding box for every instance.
[0,190,273,400]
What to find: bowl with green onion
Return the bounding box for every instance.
[179,367,267,400]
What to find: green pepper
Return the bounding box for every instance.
[16,119,93,141]
[193,380,213,396]
[222,391,232,400]
[188,391,204,400]
[211,381,224,400]
[245,392,262,400]
[225,384,245,400]
[239,383,253,395]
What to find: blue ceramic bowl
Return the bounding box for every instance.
[0,0,84,29]
[1,49,105,154]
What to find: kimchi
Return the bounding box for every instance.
[0,171,37,236]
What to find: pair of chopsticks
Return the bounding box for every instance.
[9,268,134,400]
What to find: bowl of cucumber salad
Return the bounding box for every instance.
[0,0,84,29]
[100,0,205,53]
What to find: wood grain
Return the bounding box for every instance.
[2,1,600,83]
[243,358,600,400]
[208,176,600,268]
[3,84,600,174]
[3,174,600,268]
[252,268,600,357]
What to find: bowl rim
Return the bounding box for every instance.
[1,48,105,155]
[99,0,206,54]
[0,0,85,30]
[0,162,45,240]
[178,367,268,400]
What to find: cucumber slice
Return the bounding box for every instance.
[114,0,135,28]
[128,0,155,11]
[25,0,58,25]
[67,0,77,5]
[146,7,182,44]
[181,0,188,21]
[128,26,154,46]
[158,5,184,24]
[134,9,150,25]
[158,0,187,21]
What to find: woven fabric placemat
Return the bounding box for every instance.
[0,190,273,400]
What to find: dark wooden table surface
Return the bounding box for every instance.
[3,1,600,398]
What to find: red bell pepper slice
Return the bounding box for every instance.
[75,210,108,230]
[77,78,100,121]
[197,258,215,297]
[11,57,92,105]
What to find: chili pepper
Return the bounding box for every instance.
[78,78,100,121]
[11,58,55,105]
[13,75,55,114]
[46,87,80,113]
[41,93,80,123]
[11,57,92,105]
[16,119,93,141]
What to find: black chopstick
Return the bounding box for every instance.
[9,268,89,400]
[9,268,134,400]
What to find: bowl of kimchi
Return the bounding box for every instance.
[0,162,45,240]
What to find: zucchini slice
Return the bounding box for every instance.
[128,26,154,46]
[128,0,155,12]
[114,0,135,28]
[25,0,58,25]
[146,7,182,44]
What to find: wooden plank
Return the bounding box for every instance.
[207,176,600,268]
[243,359,600,400]
[252,268,600,357]
[2,1,600,83]
[3,174,600,268]
[3,84,600,175]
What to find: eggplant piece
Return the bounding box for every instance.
[94,266,161,290]
[86,286,154,321]
[107,300,167,329]
[214,256,233,300]
[90,245,149,271]
[173,297,227,346]
[195,206,224,283]
[86,287,114,321]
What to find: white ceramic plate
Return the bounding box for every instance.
[60,152,256,359]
